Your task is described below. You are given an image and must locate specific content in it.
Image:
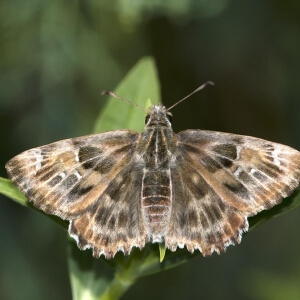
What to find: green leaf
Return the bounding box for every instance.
[159,243,166,263]
[93,56,160,133]
[68,241,116,300]
[0,177,27,206]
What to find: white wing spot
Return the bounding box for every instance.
[69,223,79,243]
[59,172,66,179]
[236,145,242,160]
[234,166,243,177]
[272,148,281,166]
[191,174,200,185]
[74,150,79,162]
[34,149,43,170]
[74,170,82,180]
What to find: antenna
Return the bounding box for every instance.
[101,90,147,112]
[167,81,214,111]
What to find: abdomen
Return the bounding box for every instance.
[141,169,172,242]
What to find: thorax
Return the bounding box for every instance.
[137,126,177,169]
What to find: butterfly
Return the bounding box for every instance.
[5,85,300,259]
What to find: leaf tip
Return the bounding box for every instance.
[145,98,152,110]
[159,243,166,263]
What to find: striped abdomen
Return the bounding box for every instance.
[141,169,172,242]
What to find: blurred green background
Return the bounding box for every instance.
[1,1,300,299]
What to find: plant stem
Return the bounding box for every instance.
[99,269,137,300]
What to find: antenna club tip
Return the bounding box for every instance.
[167,80,215,111]
[101,90,110,96]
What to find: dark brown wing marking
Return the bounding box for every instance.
[6,131,139,219]
[177,130,300,216]
[69,163,148,258]
[166,162,248,255]
[164,130,300,255]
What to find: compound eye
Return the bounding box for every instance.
[145,114,150,124]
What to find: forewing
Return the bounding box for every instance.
[6,130,139,219]
[69,163,148,259]
[177,130,300,216]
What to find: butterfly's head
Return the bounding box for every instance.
[145,104,173,128]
